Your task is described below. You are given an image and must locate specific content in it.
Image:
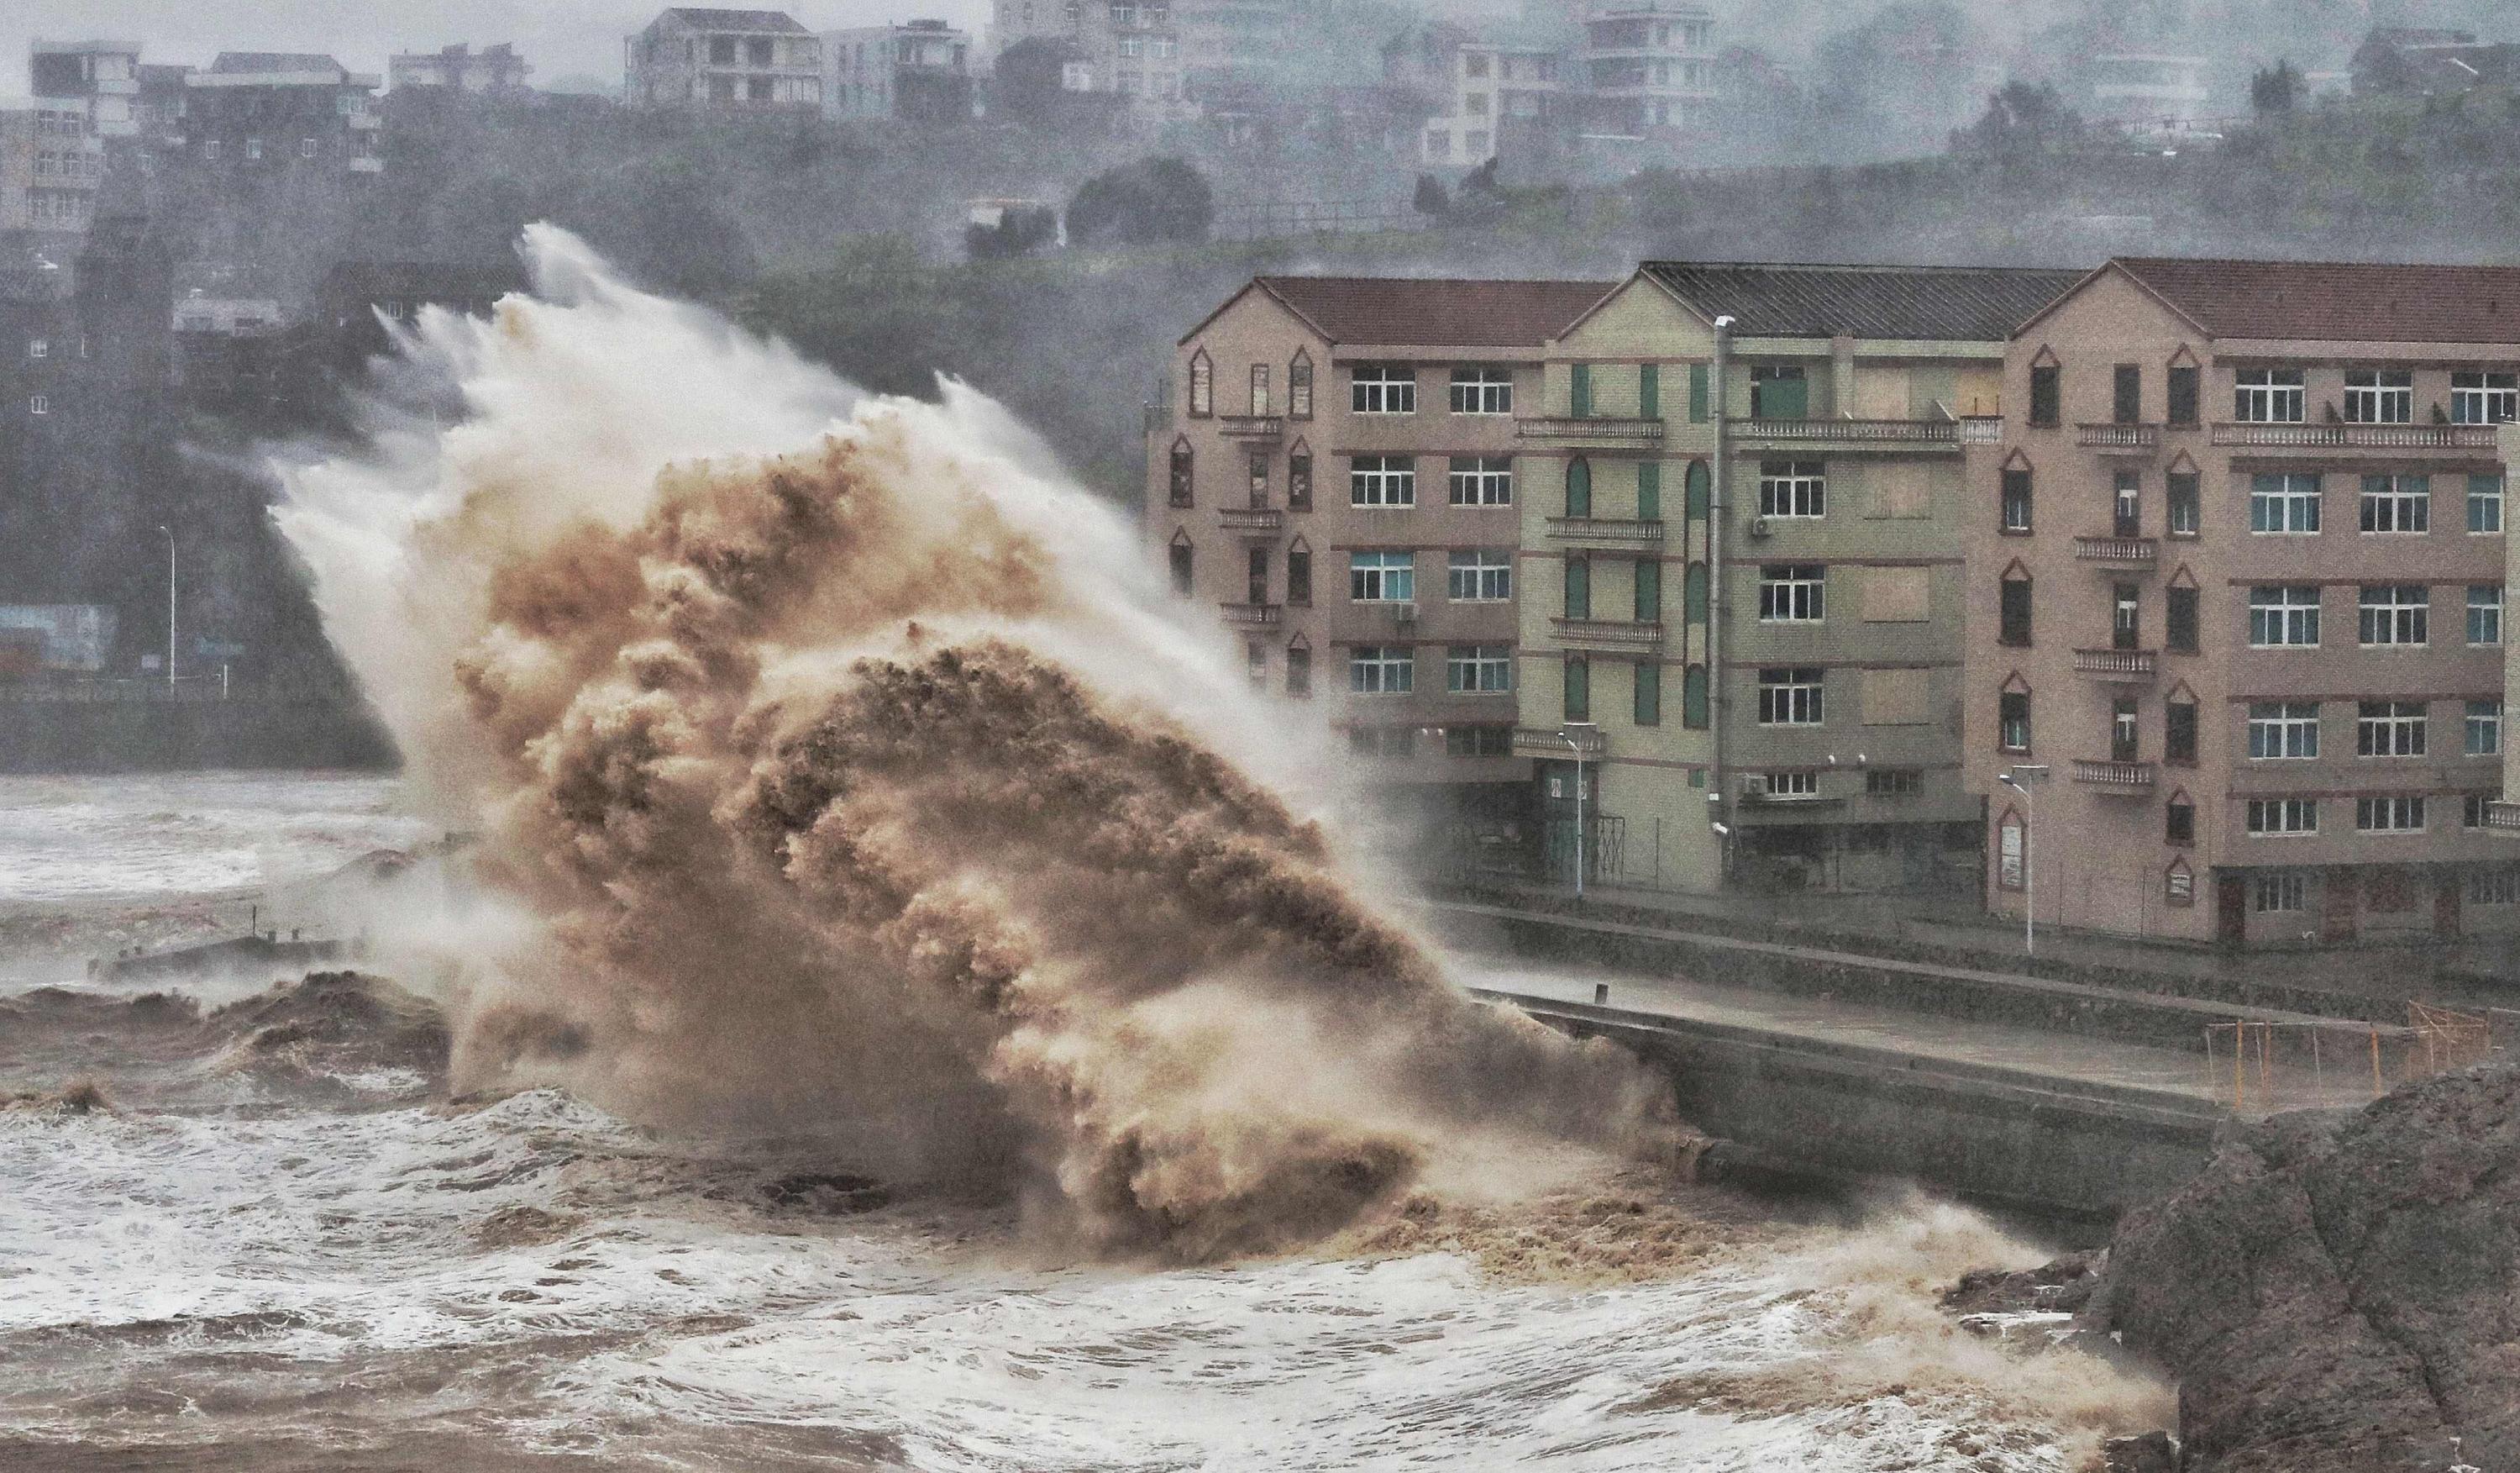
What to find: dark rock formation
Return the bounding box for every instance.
[1941,1248,2103,1317]
[2092,1062,2520,1473]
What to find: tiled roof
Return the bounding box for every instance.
[209,52,344,74]
[661,8,810,32]
[1249,276,1615,347]
[2109,257,2520,344]
[1641,261,2087,342]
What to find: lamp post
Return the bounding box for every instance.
[1999,764,2049,956]
[1559,721,1598,898]
[156,524,175,689]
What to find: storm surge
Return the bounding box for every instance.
[272,226,1659,1259]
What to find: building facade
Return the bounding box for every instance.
[1966,259,2520,946]
[182,54,384,175]
[626,8,824,114]
[1576,0,1714,139]
[1384,25,1564,169]
[823,21,975,122]
[1150,275,1613,855]
[1515,262,2081,896]
[389,43,533,94]
[987,0,1193,119]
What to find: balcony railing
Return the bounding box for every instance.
[1514,725,1607,757]
[1551,616,1666,650]
[2072,758,2157,790]
[1732,418,1959,446]
[2209,422,2500,450]
[2486,799,2520,833]
[1216,505,1284,532]
[1545,516,1667,545]
[1959,417,2004,444]
[2076,423,2160,450]
[1217,602,1281,626]
[1515,416,1667,441]
[2072,647,2157,679]
[2072,535,2158,566]
[1217,415,1284,439]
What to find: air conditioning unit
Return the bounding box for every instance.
[1389,600,1419,625]
[1740,774,1770,799]
[1746,516,1773,539]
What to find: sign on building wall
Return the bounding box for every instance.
[1998,814,2024,890]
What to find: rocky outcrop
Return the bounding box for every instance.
[2092,1063,2520,1473]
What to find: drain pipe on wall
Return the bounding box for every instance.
[1709,314,1734,884]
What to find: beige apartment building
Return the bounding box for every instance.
[1516,261,2082,894]
[1148,275,1612,848]
[626,8,824,114]
[1965,258,2520,946]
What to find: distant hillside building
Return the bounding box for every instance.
[626,9,825,114]
[1577,0,1715,139]
[986,0,1193,122]
[2351,26,2520,95]
[17,39,135,236]
[1384,24,1565,169]
[30,39,140,139]
[2085,54,2211,130]
[390,43,533,94]
[823,21,974,122]
[182,54,384,175]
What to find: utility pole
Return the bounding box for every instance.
[1561,722,1598,898]
[157,524,175,689]
[2000,765,2050,955]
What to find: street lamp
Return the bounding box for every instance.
[1998,764,2050,956]
[1558,722,1598,898]
[156,524,175,690]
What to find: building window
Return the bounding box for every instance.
[2343,369,2413,424]
[1187,351,1211,416]
[300,137,318,158]
[2468,699,2502,756]
[2250,585,2322,647]
[1761,771,1820,798]
[1446,724,1512,757]
[1289,452,1311,510]
[1286,643,1310,697]
[1168,538,1192,596]
[1288,353,1312,418]
[2254,872,2309,913]
[2113,697,2139,761]
[2167,471,2199,536]
[2453,371,2517,424]
[1350,455,1415,508]
[2466,794,2496,830]
[2470,474,2503,533]
[2469,585,2502,644]
[2113,583,2142,650]
[1447,550,1511,602]
[2250,473,2321,534]
[2356,700,2428,757]
[1749,364,1806,418]
[1866,769,1922,797]
[2113,364,2141,424]
[1634,557,1661,622]
[1446,644,1512,693]
[2027,363,2059,428]
[245,137,262,160]
[2167,586,2199,654]
[1247,453,1268,503]
[28,395,49,416]
[1351,364,1415,414]
[1448,457,1513,506]
[1348,550,1415,602]
[2234,366,2305,423]
[2113,471,2142,534]
[2359,585,2429,646]
[2246,797,2318,836]
[1562,556,1590,619]
[1168,439,1193,506]
[2468,866,2520,906]
[1757,564,1824,623]
[1349,645,1414,694]
[1757,667,1824,726]
[1757,460,1824,518]
[1448,366,1512,414]
[1683,665,1709,729]
[1563,655,1588,721]
[1998,690,2030,752]
[2166,799,2195,845]
[2166,699,2197,765]
[1286,547,1311,605]
[2356,796,2427,834]
[2359,475,2430,533]
[1248,363,1269,416]
[1246,641,1268,689]
[2249,702,2320,760]
[1634,660,1662,726]
[2001,466,2033,532]
[26,338,45,360]
[1999,574,2032,646]
[2167,364,2200,428]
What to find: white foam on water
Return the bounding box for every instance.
[0,771,431,907]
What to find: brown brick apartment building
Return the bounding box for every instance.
[1966,258,2520,945]
[1147,275,1613,848]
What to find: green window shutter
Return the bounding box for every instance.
[1684,560,1709,625]
[1639,364,1660,420]
[1688,363,1708,423]
[1685,460,1709,521]
[1564,656,1589,721]
[1566,457,1593,517]
[1564,556,1591,619]
[1637,460,1662,520]
[1635,557,1662,623]
[1570,362,1592,418]
[1682,665,1708,729]
[1634,660,1662,726]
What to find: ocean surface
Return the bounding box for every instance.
[0,772,2157,1471]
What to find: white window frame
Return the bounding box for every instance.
[2249,585,2321,647]
[2467,700,2502,756]
[1756,666,1824,726]
[1447,456,1513,507]
[1348,644,1415,695]
[1761,770,1820,797]
[2355,795,2427,834]
[27,395,47,416]
[2355,700,2427,758]
[1756,564,1824,623]
[2248,701,2320,760]
[2244,797,2318,836]
[2250,473,2320,534]
[1347,550,1415,602]
[1446,644,1512,693]
[1446,550,1511,602]
[2467,865,2520,905]
[1350,364,1416,415]
[2452,371,2517,424]
[2470,475,2505,533]
[2233,366,2304,423]
[1447,366,1513,415]
[26,338,46,360]
[1756,460,1825,519]
[2466,794,2498,830]
[1349,455,1415,508]
[2253,871,2308,913]
[2469,584,2502,645]
[2358,584,2429,647]
[2342,368,2413,424]
[2358,475,2429,534]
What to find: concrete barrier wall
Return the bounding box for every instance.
[0,699,395,773]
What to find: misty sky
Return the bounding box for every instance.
[0,0,997,97]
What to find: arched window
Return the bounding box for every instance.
[1168,435,1194,507]
[1684,459,1709,521]
[1288,436,1312,510]
[1186,348,1212,418]
[1289,349,1314,420]
[1168,529,1193,597]
[1566,456,1592,518]
[2165,856,2195,907]
[1284,633,1311,697]
[1682,664,1708,729]
[1998,560,2032,646]
[1684,560,1709,626]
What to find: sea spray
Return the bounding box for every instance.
[272,226,1662,1257]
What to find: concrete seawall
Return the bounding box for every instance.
[0,698,394,773]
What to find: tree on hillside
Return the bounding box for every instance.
[1066,157,1214,247]
[1412,173,1451,216]
[1950,81,2083,157]
[2250,60,2302,115]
